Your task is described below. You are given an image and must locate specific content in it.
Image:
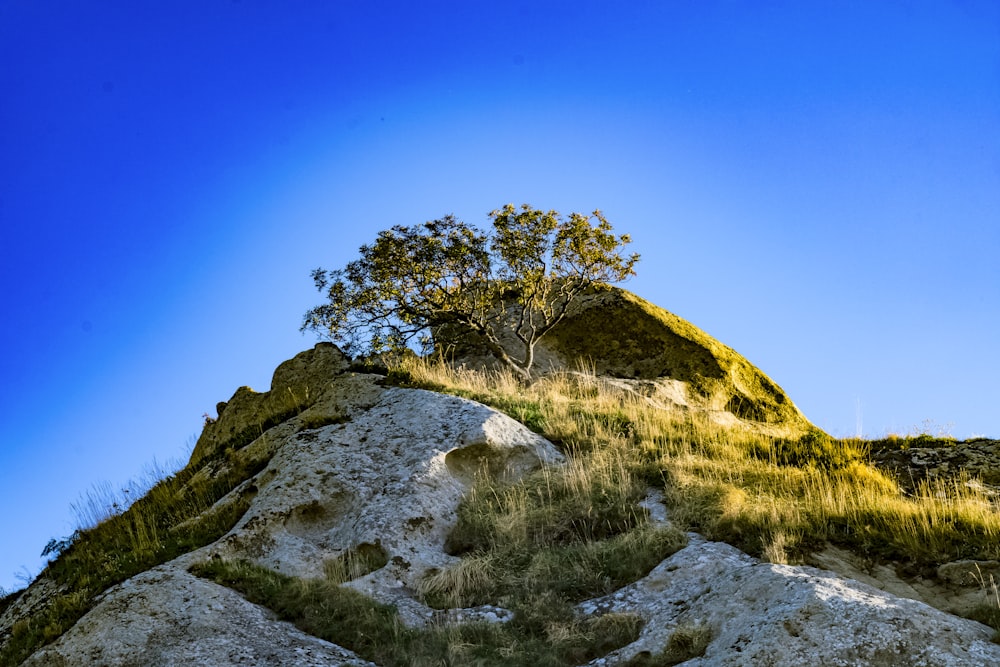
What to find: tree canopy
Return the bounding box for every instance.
[302,204,639,379]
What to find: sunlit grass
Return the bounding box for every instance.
[396,357,1000,570]
[0,421,292,667]
[382,356,1000,646]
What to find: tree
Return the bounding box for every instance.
[302,204,639,380]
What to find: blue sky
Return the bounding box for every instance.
[1,1,998,592]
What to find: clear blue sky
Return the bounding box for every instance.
[1,2,998,592]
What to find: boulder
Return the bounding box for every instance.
[190,343,350,464]
[207,383,564,626]
[21,564,376,667]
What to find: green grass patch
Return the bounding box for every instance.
[299,413,352,431]
[756,430,867,470]
[421,445,685,641]
[445,462,650,556]
[426,525,685,611]
[323,542,390,584]
[624,622,712,666]
[868,433,958,452]
[192,558,643,666]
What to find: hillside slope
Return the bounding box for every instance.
[2,295,998,666]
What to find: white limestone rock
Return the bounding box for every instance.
[582,537,1000,666]
[13,378,563,664]
[9,344,998,666]
[208,385,563,626]
[20,563,374,667]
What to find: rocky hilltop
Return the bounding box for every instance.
[2,292,998,666]
[444,286,811,433]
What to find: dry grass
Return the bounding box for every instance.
[396,357,1000,570]
[0,416,291,667]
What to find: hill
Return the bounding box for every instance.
[1,290,998,666]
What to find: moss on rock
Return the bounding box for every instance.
[448,286,811,430]
[190,343,350,465]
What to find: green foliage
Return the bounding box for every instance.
[302,204,639,378]
[192,558,643,666]
[473,395,548,434]
[761,430,867,470]
[868,433,958,452]
[624,623,712,666]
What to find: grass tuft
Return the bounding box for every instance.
[624,622,713,666]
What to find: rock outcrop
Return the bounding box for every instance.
[21,565,377,667]
[582,536,1000,666]
[9,349,564,665]
[445,286,812,435]
[190,342,351,465]
[872,438,1000,494]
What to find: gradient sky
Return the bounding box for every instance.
[1,1,998,592]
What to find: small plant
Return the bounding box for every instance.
[761,530,791,565]
[40,530,82,560]
[969,566,1000,643]
[322,542,389,584]
[298,413,351,431]
[625,622,712,666]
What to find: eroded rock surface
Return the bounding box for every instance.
[8,343,999,666]
[872,438,1000,493]
[13,350,564,664]
[21,564,375,667]
[582,537,1000,666]
[807,546,1000,622]
[208,384,564,626]
[191,342,351,464]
